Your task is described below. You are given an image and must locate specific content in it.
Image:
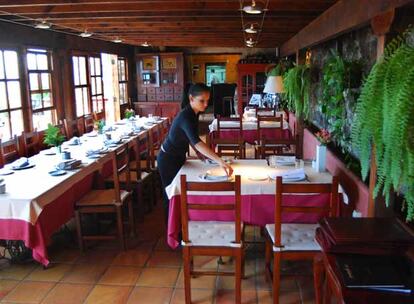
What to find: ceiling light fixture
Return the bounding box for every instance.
[79,31,92,38]
[35,20,51,29]
[141,41,150,47]
[112,37,123,43]
[244,23,258,34]
[243,0,263,15]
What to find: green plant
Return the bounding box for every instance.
[94,119,105,134]
[283,64,311,119]
[352,27,414,221]
[43,124,65,147]
[125,108,135,119]
[321,51,363,153]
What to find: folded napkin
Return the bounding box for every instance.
[85,147,107,156]
[104,139,122,146]
[275,156,296,165]
[12,157,29,168]
[269,168,306,181]
[56,159,82,170]
[68,137,80,145]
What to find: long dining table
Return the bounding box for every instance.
[165,159,348,249]
[0,116,165,266]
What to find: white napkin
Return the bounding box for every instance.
[275,156,296,165]
[12,157,29,168]
[269,168,306,181]
[199,173,229,181]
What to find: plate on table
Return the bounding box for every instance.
[0,169,14,176]
[87,154,101,159]
[85,132,98,137]
[42,149,56,155]
[248,174,268,181]
[12,163,35,170]
[48,169,67,176]
[198,170,232,182]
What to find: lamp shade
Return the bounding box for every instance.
[263,76,284,93]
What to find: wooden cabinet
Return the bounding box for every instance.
[136,52,184,103]
[133,102,180,120]
[237,63,268,114]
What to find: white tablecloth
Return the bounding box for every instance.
[208,118,290,132]
[165,159,348,204]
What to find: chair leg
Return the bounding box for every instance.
[127,197,136,238]
[313,253,324,304]
[183,247,192,304]
[272,252,281,304]
[116,205,126,251]
[74,210,84,253]
[235,250,242,304]
[265,239,272,279]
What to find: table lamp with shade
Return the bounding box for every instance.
[263,75,284,109]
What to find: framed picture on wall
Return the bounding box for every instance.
[142,56,158,70]
[162,57,177,69]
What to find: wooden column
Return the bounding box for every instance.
[367,9,395,217]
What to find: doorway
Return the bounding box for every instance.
[205,63,226,86]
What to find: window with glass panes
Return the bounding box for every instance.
[0,49,24,139]
[27,48,56,130]
[118,57,128,105]
[89,56,104,112]
[72,55,90,117]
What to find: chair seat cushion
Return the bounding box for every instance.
[265,223,320,252]
[181,221,242,248]
[76,189,131,207]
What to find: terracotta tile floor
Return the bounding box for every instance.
[0,198,315,304]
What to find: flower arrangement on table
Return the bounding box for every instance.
[125,108,135,120]
[315,129,331,146]
[94,119,105,134]
[43,123,65,153]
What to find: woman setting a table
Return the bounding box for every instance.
[157,83,233,222]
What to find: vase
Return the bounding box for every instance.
[55,145,62,154]
[315,145,326,172]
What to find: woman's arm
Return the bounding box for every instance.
[194,141,233,176]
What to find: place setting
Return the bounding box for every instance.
[9,157,36,171]
[198,168,233,182]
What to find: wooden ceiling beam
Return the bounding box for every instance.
[281,0,413,56]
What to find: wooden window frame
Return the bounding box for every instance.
[89,55,104,113]
[118,57,129,106]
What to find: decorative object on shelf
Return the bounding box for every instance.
[162,57,177,69]
[125,108,135,119]
[94,119,105,134]
[315,129,331,172]
[43,123,65,154]
[352,27,414,221]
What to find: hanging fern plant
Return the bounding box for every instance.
[283,64,311,119]
[352,27,414,221]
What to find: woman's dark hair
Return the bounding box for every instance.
[188,83,210,97]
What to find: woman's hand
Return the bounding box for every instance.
[220,161,233,176]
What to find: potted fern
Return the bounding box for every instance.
[43,124,65,154]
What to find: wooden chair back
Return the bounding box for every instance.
[134,103,159,117]
[93,111,105,122]
[214,116,244,159]
[84,114,95,133]
[260,135,299,159]
[63,118,82,138]
[180,174,242,245]
[256,107,276,117]
[273,176,339,248]
[257,115,283,140]
[132,131,151,179]
[0,136,20,167]
[111,142,131,202]
[21,130,40,157]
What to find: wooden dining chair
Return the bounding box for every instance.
[254,115,284,159]
[21,129,40,157]
[63,118,82,139]
[83,114,95,133]
[106,132,155,214]
[256,107,276,117]
[212,116,245,159]
[180,174,244,304]
[75,143,134,252]
[93,111,105,122]
[265,176,339,304]
[259,135,299,159]
[0,136,20,167]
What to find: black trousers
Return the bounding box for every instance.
[157,150,186,224]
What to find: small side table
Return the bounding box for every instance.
[314,252,414,304]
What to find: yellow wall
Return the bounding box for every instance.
[185,54,241,84]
